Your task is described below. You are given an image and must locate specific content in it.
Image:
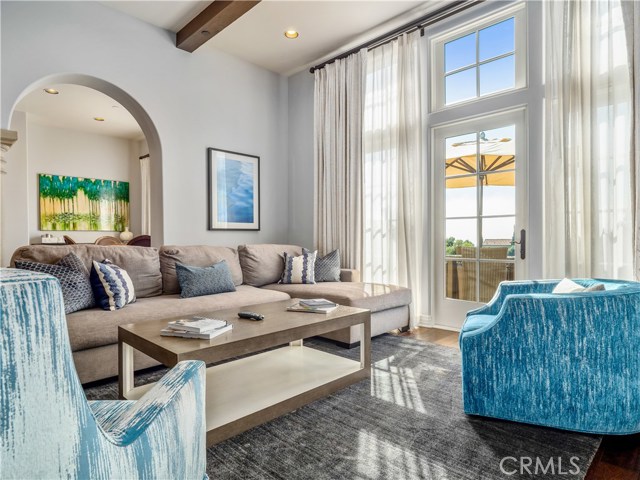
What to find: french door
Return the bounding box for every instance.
[432,108,528,329]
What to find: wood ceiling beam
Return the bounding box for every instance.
[177,0,261,53]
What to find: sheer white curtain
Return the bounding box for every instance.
[544,0,634,279]
[140,157,151,236]
[314,50,367,271]
[362,31,424,325]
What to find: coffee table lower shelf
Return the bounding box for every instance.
[123,345,369,445]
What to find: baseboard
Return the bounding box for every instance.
[418,314,433,327]
[430,324,461,332]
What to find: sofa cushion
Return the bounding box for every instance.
[66,285,291,351]
[176,261,236,298]
[159,245,243,294]
[238,244,302,287]
[10,245,162,298]
[261,282,411,313]
[462,314,496,334]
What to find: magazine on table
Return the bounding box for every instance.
[287,301,339,314]
[299,298,338,309]
[166,316,228,333]
[161,323,233,339]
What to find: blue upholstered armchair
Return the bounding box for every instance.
[0,269,208,479]
[460,278,640,434]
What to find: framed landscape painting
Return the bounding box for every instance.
[207,148,260,231]
[38,173,129,231]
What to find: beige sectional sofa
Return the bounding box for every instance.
[10,243,411,384]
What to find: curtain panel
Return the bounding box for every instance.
[314,50,367,271]
[362,31,424,326]
[544,0,634,279]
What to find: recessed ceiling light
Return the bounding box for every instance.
[284,30,299,39]
[93,117,105,122]
[43,88,59,95]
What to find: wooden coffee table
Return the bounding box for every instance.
[118,298,371,445]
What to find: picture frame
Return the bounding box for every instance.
[207,148,260,231]
[38,173,129,232]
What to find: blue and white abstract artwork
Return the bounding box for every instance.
[208,148,260,230]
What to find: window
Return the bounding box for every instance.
[431,4,526,110]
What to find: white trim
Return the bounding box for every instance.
[418,314,433,327]
[430,324,461,333]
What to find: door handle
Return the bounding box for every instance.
[513,229,526,260]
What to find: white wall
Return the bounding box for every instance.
[1,1,289,254]
[287,70,315,248]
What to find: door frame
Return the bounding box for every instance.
[430,106,529,330]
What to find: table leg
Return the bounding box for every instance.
[360,317,371,369]
[118,341,134,399]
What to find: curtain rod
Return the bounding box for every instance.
[309,0,484,74]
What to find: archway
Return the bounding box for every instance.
[4,74,163,259]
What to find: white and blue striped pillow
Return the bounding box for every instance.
[90,260,136,311]
[280,250,317,284]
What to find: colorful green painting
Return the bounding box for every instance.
[39,174,129,231]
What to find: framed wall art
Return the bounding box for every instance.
[38,173,129,231]
[207,148,260,231]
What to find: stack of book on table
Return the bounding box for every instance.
[287,298,339,314]
[161,316,232,339]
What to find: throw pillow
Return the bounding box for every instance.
[280,250,317,284]
[552,278,585,294]
[15,252,95,314]
[304,248,341,282]
[91,260,136,311]
[175,261,236,299]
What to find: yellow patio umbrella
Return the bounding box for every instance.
[445,137,515,189]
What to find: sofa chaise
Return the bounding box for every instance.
[11,243,411,384]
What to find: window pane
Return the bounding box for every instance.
[479,17,515,61]
[446,218,477,257]
[446,178,477,218]
[445,32,476,73]
[446,260,477,301]
[446,132,477,177]
[479,55,515,96]
[445,67,477,105]
[479,261,514,302]
[481,217,514,253]
[481,182,515,216]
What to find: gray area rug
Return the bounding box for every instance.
[84,335,601,479]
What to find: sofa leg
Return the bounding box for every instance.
[399,325,410,333]
[334,340,360,349]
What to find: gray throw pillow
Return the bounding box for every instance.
[303,248,341,282]
[176,260,236,299]
[15,252,95,314]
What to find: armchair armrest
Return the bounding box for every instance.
[101,360,205,447]
[466,280,559,317]
[340,268,360,283]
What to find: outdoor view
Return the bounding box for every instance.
[444,125,516,303]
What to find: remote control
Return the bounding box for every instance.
[238,311,264,321]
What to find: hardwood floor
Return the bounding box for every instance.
[391,327,640,480]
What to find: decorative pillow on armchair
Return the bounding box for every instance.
[280,250,317,284]
[91,260,136,311]
[15,252,95,314]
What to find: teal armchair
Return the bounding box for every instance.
[0,269,208,479]
[460,278,640,434]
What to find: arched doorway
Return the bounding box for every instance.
[2,74,163,262]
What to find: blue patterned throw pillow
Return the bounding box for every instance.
[280,250,317,284]
[90,260,136,311]
[303,248,341,282]
[175,261,236,299]
[15,252,95,314]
